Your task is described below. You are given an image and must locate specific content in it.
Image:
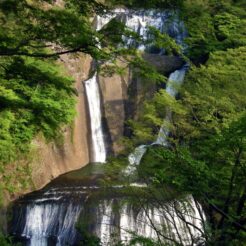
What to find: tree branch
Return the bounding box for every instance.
[206,198,246,232]
[0,46,92,58]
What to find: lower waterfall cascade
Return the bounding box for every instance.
[11,175,206,246]
[9,8,206,246]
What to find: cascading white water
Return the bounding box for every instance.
[84,73,106,163]
[92,196,205,246]
[83,11,113,163]
[20,202,81,246]
[94,9,187,165]
[155,65,187,145]
[125,66,187,172]
[125,145,147,175]
[118,9,188,170]
[11,9,206,246]
[12,185,206,246]
[96,9,187,51]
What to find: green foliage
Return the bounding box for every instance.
[0,0,103,58]
[76,223,101,246]
[147,27,183,56]
[125,4,246,243]
[145,115,246,244]
[0,233,20,246]
[129,88,186,145]
[181,0,246,62]
[175,46,246,142]
[129,236,159,246]
[0,56,76,198]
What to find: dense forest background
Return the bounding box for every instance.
[0,0,245,245]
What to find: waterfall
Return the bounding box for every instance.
[10,9,206,246]
[84,73,106,163]
[21,203,81,246]
[95,8,188,172]
[155,65,187,145]
[121,9,187,171]
[125,65,188,174]
[96,9,187,51]
[12,185,206,246]
[92,196,205,245]
[83,10,113,163]
[93,9,187,165]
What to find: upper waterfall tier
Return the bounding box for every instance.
[95,9,187,52]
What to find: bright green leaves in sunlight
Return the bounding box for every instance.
[0,56,76,146]
[0,55,76,197]
[182,0,246,63]
[128,88,186,145]
[175,46,246,142]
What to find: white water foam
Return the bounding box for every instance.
[84,73,106,163]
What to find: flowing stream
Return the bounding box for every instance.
[9,9,206,246]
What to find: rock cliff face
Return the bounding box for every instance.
[143,54,184,74]
[29,54,92,191]
[99,64,131,154]
[98,55,184,154]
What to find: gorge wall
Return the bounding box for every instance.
[11,10,185,199]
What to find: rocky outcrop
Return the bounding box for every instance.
[142,54,184,74]
[99,55,183,154]
[99,63,131,154]
[1,54,93,232]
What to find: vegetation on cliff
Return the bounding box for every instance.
[0,0,95,200]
